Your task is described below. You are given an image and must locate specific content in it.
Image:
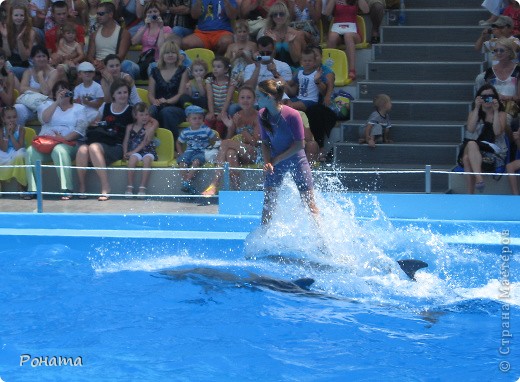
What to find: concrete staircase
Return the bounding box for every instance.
[333,0,487,193]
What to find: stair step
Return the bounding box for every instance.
[372,43,482,61]
[356,80,475,101]
[350,100,469,121]
[398,9,488,26]
[366,61,484,81]
[404,0,481,8]
[333,143,459,167]
[341,120,464,143]
[382,26,482,43]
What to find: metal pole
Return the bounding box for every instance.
[425,165,431,194]
[223,162,230,191]
[35,160,43,213]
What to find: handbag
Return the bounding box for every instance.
[16,90,50,112]
[32,135,76,154]
[137,32,160,79]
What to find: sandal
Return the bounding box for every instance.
[98,194,110,201]
[475,181,485,193]
[60,189,74,200]
[348,70,356,80]
[125,185,134,198]
[202,184,218,196]
[22,193,36,200]
[137,186,147,197]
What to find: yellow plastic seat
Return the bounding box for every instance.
[355,15,370,49]
[136,87,150,106]
[185,48,215,69]
[129,44,142,51]
[322,48,352,86]
[151,128,175,167]
[24,127,36,148]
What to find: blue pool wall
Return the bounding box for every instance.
[219,192,520,222]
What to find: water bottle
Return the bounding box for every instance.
[398,0,405,26]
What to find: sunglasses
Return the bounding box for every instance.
[259,51,273,56]
[491,25,506,29]
[271,12,286,18]
[97,11,108,16]
[493,48,508,54]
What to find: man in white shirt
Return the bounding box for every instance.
[243,36,292,88]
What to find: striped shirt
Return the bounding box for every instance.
[177,125,217,151]
[206,77,230,114]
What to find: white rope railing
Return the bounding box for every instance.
[1,162,519,213]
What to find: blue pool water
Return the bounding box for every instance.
[1,191,519,381]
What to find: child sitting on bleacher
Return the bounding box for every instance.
[74,61,104,123]
[176,105,219,194]
[286,47,324,111]
[122,102,159,198]
[180,59,208,109]
[359,93,393,148]
[0,106,27,194]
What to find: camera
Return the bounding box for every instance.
[151,15,158,20]
[483,95,495,103]
[65,91,74,98]
[96,121,107,127]
[254,56,262,61]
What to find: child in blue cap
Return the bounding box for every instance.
[176,105,219,194]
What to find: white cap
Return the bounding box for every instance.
[77,61,96,72]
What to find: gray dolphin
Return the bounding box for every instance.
[159,267,317,295]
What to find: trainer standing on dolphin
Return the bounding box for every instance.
[256,79,319,225]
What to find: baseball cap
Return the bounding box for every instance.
[185,105,205,116]
[492,16,514,28]
[77,61,96,72]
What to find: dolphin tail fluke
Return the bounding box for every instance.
[397,259,428,281]
[292,278,315,290]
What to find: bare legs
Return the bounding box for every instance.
[506,160,520,195]
[461,141,484,194]
[327,31,361,79]
[76,143,111,198]
[262,187,319,225]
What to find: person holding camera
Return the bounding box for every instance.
[25,80,89,200]
[243,35,293,89]
[131,0,172,79]
[458,84,508,194]
[76,78,133,201]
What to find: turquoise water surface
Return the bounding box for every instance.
[1,193,519,381]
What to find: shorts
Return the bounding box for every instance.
[264,154,314,192]
[177,149,206,166]
[330,22,358,35]
[291,98,318,109]
[193,29,233,51]
[130,152,156,161]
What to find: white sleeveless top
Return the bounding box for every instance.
[95,24,121,60]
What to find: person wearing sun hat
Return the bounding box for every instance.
[475,15,520,65]
[175,105,219,194]
[74,61,104,123]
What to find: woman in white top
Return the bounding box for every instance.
[25,80,89,199]
[14,45,60,127]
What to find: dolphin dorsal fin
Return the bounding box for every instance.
[292,278,315,290]
[397,259,428,281]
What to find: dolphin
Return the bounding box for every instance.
[159,267,318,295]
